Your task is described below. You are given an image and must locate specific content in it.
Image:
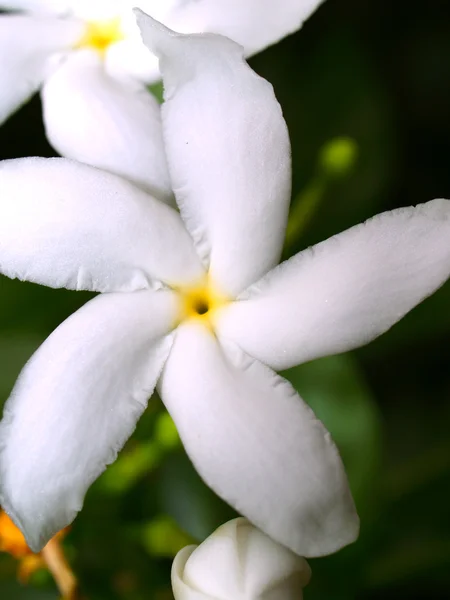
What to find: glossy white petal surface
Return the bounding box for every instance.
[158,0,326,58]
[105,38,161,84]
[0,15,82,124]
[172,518,311,600]
[0,157,204,292]
[217,199,450,370]
[137,13,291,296]
[42,50,173,204]
[159,323,359,557]
[0,290,177,551]
[101,1,166,83]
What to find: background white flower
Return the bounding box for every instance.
[171,518,312,600]
[0,0,325,202]
[0,12,449,561]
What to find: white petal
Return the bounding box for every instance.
[0,289,177,551]
[217,199,450,370]
[103,2,165,84]
[42,49,173,204]
[0,0,68,13]
[159,322,359,557]
[0,157,204,292]
[136,13,291,297]
[105,39,161,84]
[0,15,82,124]
[156,0,326,58]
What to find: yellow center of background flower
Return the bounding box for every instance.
[77,18,125,54]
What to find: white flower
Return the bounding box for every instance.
[171,518,312,600]
[0,0,325,201]
[0,12,449,558]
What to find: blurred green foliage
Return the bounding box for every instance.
[1,0,450,599]
[284,135,359,248]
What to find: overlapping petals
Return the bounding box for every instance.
[1,12,448,562]
[139,0,326,62]
[42,50,173,202]
[0,0,325,192]
[2,0,326,59]
[0,157,203,291]
[0,15,359,557]
[0,15,82,124]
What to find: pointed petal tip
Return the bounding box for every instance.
[0,495,45,553]
[133,7,178,56]
[0,478,72,553]
[329,507,361,554]
[273,495,360,558]
[25,526,56,554]
[133,7,244,62]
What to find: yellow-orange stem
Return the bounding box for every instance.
[41,538,79,600]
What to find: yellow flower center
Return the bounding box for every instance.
[178,281,229,329]
[77,18,125,55]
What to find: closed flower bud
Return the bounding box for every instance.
[171,518,311,600]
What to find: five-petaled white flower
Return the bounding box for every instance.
[0,0,325,202]
[172,518,312,600]
[0,11,449,558]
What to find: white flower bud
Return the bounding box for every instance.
[171,518,311,600]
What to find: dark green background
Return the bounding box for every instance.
[1,0,449,598]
